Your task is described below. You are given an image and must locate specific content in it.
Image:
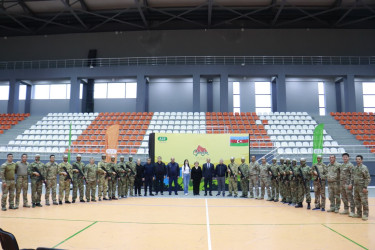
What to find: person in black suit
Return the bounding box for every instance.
[191,161,202,196]
[202,158,215,196]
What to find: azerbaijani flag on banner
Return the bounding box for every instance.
[312,123,324,164]
[230,136,249,146]
[68,122,72,163]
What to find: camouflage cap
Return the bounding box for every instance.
[63,155,68,158]
[272,158,277,161]
[300,158,306,161]
[120,156,124,158]
[35,154,40,157]
[241,157,245,160]
[292,158,297,162]
[280,157,284,160]
[286,158,290,161]
[77,154,82,157]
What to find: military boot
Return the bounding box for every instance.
[362,215,368,221]
[2,206,6,211]
[307,203,311,210]
[349,212,355,217]
[352,214,361,218]
[340,209,349,215]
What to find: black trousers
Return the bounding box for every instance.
[134,178,143,195]
[193,178,201,195]
[144,176,153,194]
[204,177,213,194]
[155,175,164,194]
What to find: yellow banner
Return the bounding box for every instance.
[154,133,249,166]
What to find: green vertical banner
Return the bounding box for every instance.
[68,122,72,163]
[312,123,325,164]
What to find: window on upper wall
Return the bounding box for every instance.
[318,82,326,116]
[94,82,137,99]
[33,84,71,99]
[0,85,9,100]
[79,84,83,100]
[233,82,240,113]
[363,82,375,112]
[19,85,27,100]
[255,82,271,114]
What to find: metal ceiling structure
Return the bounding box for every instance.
[0,0,374,36]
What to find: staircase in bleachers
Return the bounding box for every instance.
[74,112,152,155]
[6,113,97,155]
[332,112,375,156]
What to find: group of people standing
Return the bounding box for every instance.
[0,152,371,221]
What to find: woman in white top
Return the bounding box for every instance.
[182,159,191,195]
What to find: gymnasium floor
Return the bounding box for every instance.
[0,193,374,250]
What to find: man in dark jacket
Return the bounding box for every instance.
[154,156,166,195]
[215,158,227,197]
[134,159,144,196]
[202,158,215,196]
[144,158,155,196]
[167,157,180,195]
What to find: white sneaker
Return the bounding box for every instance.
[185,193,188,196]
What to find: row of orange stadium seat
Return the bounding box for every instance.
[99,112,152,116]
[339,120,374,125]
[335,116,375,121]
[356,135,375,140]
[250,142,273,148]
[350,130,375,135]
[331,112,374,116]
[0,121,17,125]
[363,141,375,147]
[0,130,3,134]
[0,117,24,121]
[0,125,12,130]
[344,125,375,130]
[0,113,29,117]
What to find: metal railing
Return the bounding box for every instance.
[0,56,374,70]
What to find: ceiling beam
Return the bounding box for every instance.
[338,14,375,27]
[207,0,213,27]
[78,0,88,11]
[0,7,33,33]
[134,0,148,28]
[17,0,36,17]
[271,0,285,26]
[60,0,88,29]
[333,1,357,26]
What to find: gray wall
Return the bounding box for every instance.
[30,100,70,115]
[199,78,207,112]
[0,101,7,113]
[285,77,320,114]
[1,29,375,61]
[148,77,193,112]
[94,99,136,113]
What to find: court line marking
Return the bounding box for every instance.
[52,221,98,249]
[205,199,212,250]
[1,216,374,226]
[321,224,368,250]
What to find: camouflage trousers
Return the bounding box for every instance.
[259,177,271,199]
[354,185,369,216]
[72,177,85,201]
[45,178,57,202]
[240,178,249,197]
[109,178,117,198]
[98,176,108,199]
[285,181,292,203]
[298,181,311,204]
[248,175,259,198]
[31,179,43,204]
[340,183,355,213]
[228,177,238,196]
[313,180,326,209]
[118,176,127,196]
[328,181,341,210]
[16,175,28,206]
[270,179,279,200]
[290,180,298,204]
[127,177,135,196]
[59,179,71,202]
[1,180,15,208]
[85,180,97,201]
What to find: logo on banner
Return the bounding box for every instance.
[106,149,117,155]
[193,145,209,156]
[230,136,249,146]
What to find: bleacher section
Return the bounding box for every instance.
[205,112,272,148]
[148,112,206,134]
[74,112,152,155]
[0,113,29,134]
[262,112,344,156]
[5,113,97,154]
[332,112,375,154]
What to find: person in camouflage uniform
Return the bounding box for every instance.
[28,154,45,208]
[278,158,286,203]
[58,155,73,204]
[268,158,280,202]
[84,157,97,202]
[249,156,260,199]
[284,158,292,204]
[327,155,341,213]
[72,154,86,203]
[238,157,249,198]
[126,156,137,197]
[259,157,271,200]
[340,153,355,216]
[288,159,299,206]
[15,153,30,208]
[312,155,327,211]
[352,155,371,221]
[97,154,110,201]
[117,156,127,198]
[296,158,311,209]
[1,153,16,211]
[45,154,59,205]
[108,156,119,200]
[227,157,239,197]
